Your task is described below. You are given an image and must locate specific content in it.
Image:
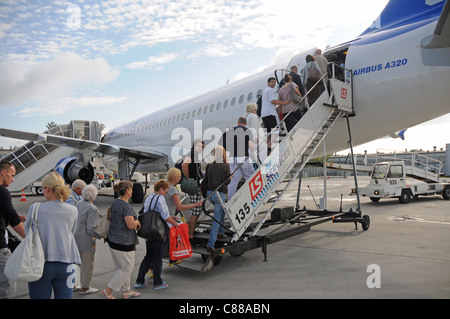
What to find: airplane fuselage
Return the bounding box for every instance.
[101,17,450,173]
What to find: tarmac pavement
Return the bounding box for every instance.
[8,176,450,300]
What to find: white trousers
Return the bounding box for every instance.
[107,247,135,292]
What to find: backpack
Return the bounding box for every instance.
[256,94,262,117]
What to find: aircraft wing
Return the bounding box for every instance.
[0,127,166,160]
[424,0,450,48]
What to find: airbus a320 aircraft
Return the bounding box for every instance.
[1,0,449,204]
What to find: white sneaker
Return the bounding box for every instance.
[79,287,99,295]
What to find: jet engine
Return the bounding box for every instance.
[54,157,95,186]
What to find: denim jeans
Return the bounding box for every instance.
[228,160,255,199]
[206,190,226,249]
[0,248,12,298]
[28,262,75,299]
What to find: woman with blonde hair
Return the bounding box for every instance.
[204,146,230,251]
[25,172,81,299]
[165,167,203,217]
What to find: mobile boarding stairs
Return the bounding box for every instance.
[174,64,370,272]
[2,121,103,193]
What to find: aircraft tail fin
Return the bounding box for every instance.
[360,0,447,36]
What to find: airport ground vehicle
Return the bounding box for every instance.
[353,161,450,203]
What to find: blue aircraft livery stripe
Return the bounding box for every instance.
[359,0,445,37]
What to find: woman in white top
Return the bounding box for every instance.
[135,180,179,290]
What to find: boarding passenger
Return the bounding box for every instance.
[102,180,141,299]
[302,55,323,107]
[204,146,230,251]
[26,172,81,299]
[75,184,103,295]
[181,139,205,239]
[164,167,202,265]
[0,161,26,299]
[220,117,255,199]
[278,74,303,132]
[314,49,328,81]
[165,167,203,217]
[280,66,306,98]
[261,77,290,155]
[327,54,344,81]
[135,180,179,290]
[244,103,267,163]
[66,179,86,205]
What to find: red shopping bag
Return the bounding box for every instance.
[169,223,192,261]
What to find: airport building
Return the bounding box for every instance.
[303,144,450,178]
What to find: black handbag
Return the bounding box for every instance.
[137,195,169,242]
[7,229,21,253]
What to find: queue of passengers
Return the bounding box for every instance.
[0,49,341,299]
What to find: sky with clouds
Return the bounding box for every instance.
[0,0,448,154]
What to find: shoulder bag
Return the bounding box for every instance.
[4,202,45,282]
[289,83,302,104]
[307,63,321,84]
[137,195,169,242]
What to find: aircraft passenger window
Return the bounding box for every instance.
[160,120,163,126]
[192,110,196,118]
[172,116,176,123]
[187,111,191,119]
[197,108,202,116]
[239,95,244,104]
[177,114,181,122]
[224,100,228,108]
[204,106,208,114]
[247,92,253,102]
[257,89,262,97]
[216,102,221,111]
[210,104,215,112]
[231,97,236,106]
[182,113,185,120]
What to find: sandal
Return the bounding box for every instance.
[122,290,141,299]
[153,282,169,290]
[100,288,115,299]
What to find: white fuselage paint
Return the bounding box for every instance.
[101,20,450,173]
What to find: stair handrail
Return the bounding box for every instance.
[198,63,351,236]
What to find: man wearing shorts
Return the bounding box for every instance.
[261,77,290,154]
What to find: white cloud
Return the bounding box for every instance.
[17,95,127,117]
[125,52,179,70]
[0,52,120,107]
